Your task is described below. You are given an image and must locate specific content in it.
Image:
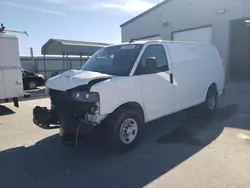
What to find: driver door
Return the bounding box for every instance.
[133,44,175,122]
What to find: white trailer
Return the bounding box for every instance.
[0,35,24,107]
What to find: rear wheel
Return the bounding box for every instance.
[104,108,142,152]
[202,87,218,115]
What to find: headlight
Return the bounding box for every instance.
[72,91,99,103]
[38,74,44,78]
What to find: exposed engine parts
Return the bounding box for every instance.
[33,88,108,145]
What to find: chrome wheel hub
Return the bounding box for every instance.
[120,118,138,144]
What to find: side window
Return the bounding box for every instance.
[135,45,169,75]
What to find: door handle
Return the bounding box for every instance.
[170,73,173,84]
[15,81,21,85]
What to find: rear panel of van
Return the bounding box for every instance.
[166,42,224,110]
[0,35,23,99]
[0,70,5,99]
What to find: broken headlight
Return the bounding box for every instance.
[71,91,99,103]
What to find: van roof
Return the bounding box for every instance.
[0,34,18,39]
[115,40,211,46]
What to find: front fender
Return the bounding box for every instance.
[90,77,144,116]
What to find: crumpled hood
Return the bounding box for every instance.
[46,69,112,91]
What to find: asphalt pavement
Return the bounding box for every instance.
[0,81,249,188]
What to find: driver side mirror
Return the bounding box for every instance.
[145,57,173,84]
[144,57,158,74]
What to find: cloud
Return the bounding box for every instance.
[0,1,67,17]
[42,0,164,13]
[100,0,159,12]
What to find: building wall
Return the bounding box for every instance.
[20,56,87,80]
[121,0,250,71]
[242,0,250,18]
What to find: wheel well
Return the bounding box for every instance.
[113,102,145,122]
[207,83,218,95]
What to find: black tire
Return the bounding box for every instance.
[202,87,218,115]
[104,108,142,152]
[28,81,37,90]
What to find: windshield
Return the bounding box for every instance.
[81,44,143,76]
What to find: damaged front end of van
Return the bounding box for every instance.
[32,70,111,145]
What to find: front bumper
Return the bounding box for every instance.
[33,106,95,135]
[33,89,108,145]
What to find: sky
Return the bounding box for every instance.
[0,0,163,56]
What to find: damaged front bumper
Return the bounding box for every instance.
[33,106,107,135]
[33,106,60,130]
[32,89,107,143]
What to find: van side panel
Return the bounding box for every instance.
[0,71,5,99]
[190,45,224,104]
[166,43,224,111]
[3,69,23,98]
[166,43,201,111]
[0,36,23,99]
[212,47,225,96]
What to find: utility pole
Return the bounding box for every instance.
[30,47,36,72]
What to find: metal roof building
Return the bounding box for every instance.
[120,0,250,79]
[41,39,111,56]
[40,39,111,79]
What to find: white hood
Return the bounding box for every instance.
[46,70,112,91]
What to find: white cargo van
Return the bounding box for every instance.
[0,35,23,107]
[33,40,226,151]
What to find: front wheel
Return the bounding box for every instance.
[104,108,142,152]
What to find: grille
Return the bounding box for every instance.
[49,89,70,106]
[49,89,94,118]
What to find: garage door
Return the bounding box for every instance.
[173,27,212,44]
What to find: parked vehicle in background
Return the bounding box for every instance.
[51,71,62,78]
[0,34,23,107]
[22,69,45,90]
[33,40,226,152]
